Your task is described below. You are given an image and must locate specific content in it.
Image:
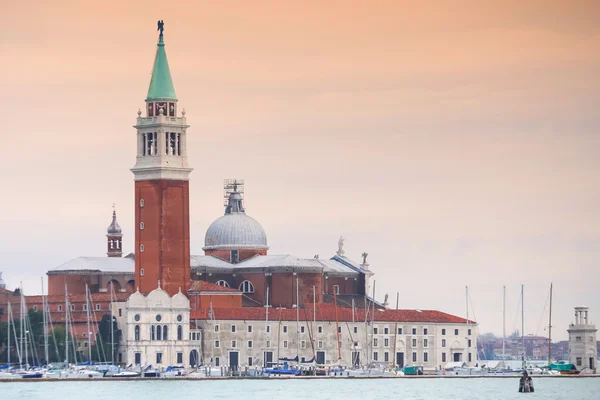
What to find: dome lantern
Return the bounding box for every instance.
[203,180,268,262]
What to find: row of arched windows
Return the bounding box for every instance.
[216,280,255,293]
[152,325,168,341]
[134,325,184,341]
[215,280,339,295]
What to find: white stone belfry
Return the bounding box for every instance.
[131,109,192,181]
[567,306,597,372]
[131,32,192,182]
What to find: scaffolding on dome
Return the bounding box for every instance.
[223,179,244,206]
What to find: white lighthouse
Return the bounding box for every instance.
[567,306,597,372]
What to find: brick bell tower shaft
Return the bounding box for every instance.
[131,24,192,296]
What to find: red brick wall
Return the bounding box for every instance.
[271,273,293,307]
[235,273,267,304]
[135,180,191,296]
[190,293,242,311]
[48,274,134,297]
[325,277,355,295]
[201,274,234,287]
[204,249,267,262]
[199,273,323,307]
[48,274,94,297]
[298,273,323,304]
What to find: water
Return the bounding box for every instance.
[3,377,599,400]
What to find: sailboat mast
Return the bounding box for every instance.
[209,300,214,366]
[466,286,470,364]
[265,286,269,325]
[521,284,525,367]
[547,283,553,365]
[502,286,506,362]
[334,291,341,362]
[110,281,115,366]
[85,284,92,364]
[7,301,11,366]
[296,277,300,363]
[370,280,376,365]
[392,292,399,369]
[65,283,69,366]
[22,285,28,369]
[19,282,23,369]
[42,277,49,365]
[313,285,316,360]
[313,285,316,330]
[276,307,282,363]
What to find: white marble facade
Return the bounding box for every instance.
[124,286,199,367]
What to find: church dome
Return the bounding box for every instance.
[203,184,268,251]
[107,209,122,235]
[203,213,268,251]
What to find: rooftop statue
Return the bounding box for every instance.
[361,252,368,264]
[337,236,345,256]
[157,20,164,35]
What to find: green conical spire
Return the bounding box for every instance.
[146,33,177,101]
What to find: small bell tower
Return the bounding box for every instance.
[107,205,123,257]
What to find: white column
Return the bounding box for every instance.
[181,131,187,156]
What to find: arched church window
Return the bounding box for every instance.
[151,325,155,341]
[216,280,230,288]
[135,325,140,341]
[109,240,114,249]
[177,325,183,340]
[333,285,340,295]
[157,325,162,340]
[116,240,120,250]
[239,280,255,293]
[163,325,168,340]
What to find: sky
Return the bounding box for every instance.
[1,0,599,341]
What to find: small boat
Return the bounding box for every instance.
[265,362,301,376]
[21,371,44,379]
[163,366,186,378]
[548,363,580,375]
[65,369,104,379]
[143,369,160,378]
[114,370,141,377]
[0,371,21,379]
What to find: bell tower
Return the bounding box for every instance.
[131,24,192,296]
[106,205,123,257]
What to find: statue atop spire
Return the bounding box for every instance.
[146,20,177,102]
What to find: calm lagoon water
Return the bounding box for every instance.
[3,377,599,400]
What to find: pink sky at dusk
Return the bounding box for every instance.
[1,0,599,340]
